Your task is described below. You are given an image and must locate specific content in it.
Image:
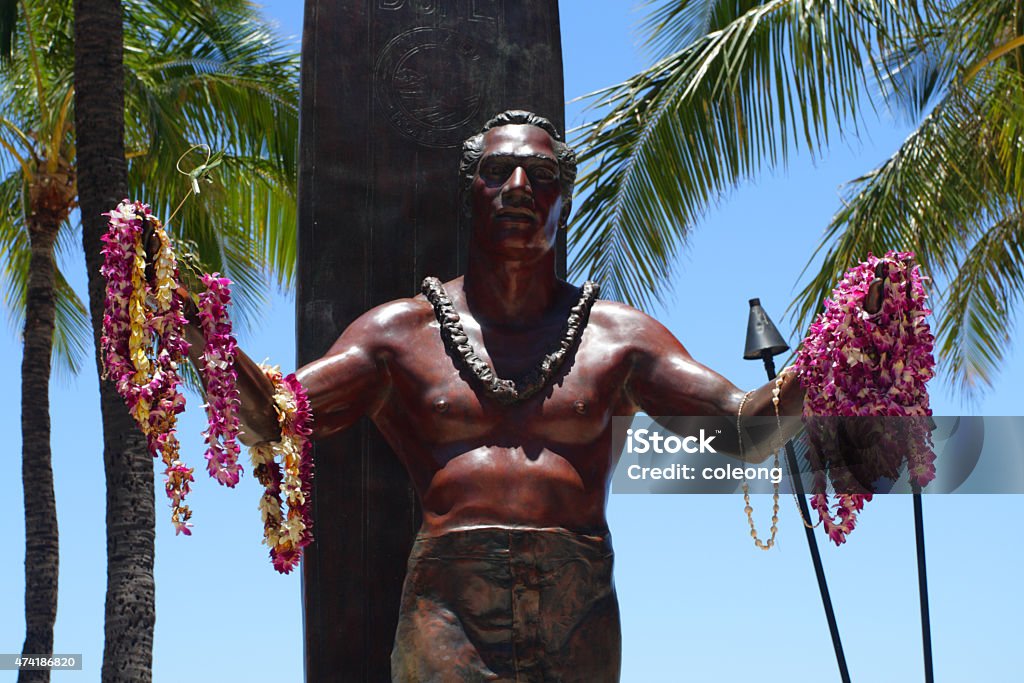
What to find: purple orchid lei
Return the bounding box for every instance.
[100,200,194,534]
[100,200,316,570]
[793,251,936,545]
[197,273,243,487]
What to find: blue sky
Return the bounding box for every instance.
[2,2,1022,681]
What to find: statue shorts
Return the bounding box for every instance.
[390,526,622,682]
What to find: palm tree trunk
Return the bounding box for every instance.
[73,2,155,681]
[19,213,60,683]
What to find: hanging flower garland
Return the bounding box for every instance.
[249,365,315,574]
[100,198,315,571]
[793,251,936,545]
[100,200,194,534]
[197,274,243,487]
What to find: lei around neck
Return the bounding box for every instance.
[421,277,600,404]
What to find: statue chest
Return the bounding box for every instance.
[377,320,634,450]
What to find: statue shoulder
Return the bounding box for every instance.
[325,297,434,354]
[588,299,683,355]
[365,296,434,330]
[588,298,663,335]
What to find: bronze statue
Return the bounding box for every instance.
[165,110,881,682]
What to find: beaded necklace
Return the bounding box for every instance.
[421,276,600,404]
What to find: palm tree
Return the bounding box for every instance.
[2,4,80,679]
[570,0,1024,392]
[72,0,144,679]
[1,1,298,680]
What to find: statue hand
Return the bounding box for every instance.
[862,257,914,315]
[140,214,200,323]
[141,215,162,285]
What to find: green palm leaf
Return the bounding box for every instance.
[121,0,298,329]
[570,0,902,308]
[940,211,1024,391]
[0,169,89,377]
[575,0,1024,392]
[794,62,1024,388]
[0,0,299,371]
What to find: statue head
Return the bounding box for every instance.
[460,110,577,230]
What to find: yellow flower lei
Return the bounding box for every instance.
[249,364,315,573]
[134,222,192,529]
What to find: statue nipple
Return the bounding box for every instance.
[573,399,587,415]
[433,397,450,413]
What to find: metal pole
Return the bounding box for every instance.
[761,352,852,683]
[912,485,934,683]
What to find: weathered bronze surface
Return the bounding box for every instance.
[289,118,810,680]
[159,95,888,677]
[391,527,621,682]
[297,2,566,680]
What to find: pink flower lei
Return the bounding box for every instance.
[197,274,243,487]
[100,200,194,534]
[100,199,314,573]
[249,365,315,574]
[100,200,244,536]
[793,251,936,545]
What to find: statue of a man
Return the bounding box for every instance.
[170,110,874,682]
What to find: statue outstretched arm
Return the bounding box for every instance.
[175,293,392,445]
[623,313,803,462]
[295,308,395,441]
[623,272,887,460]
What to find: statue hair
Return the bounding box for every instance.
[459,110,577,229]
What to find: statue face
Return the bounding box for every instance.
[470,124,563,260]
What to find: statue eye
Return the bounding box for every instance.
[482,163,511,182]
[530,166,557,183]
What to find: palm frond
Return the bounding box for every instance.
[639,0,745,60]
[50,254,92,380]
[0,2,75,158]
[876,1,1015,122]
[937,211,1024,391]
[0,0,297,372]
[792,58,1024,394]
[985,67,1024,206]
[576,0,1024,393]
[791,81,998,326]
[126,152,292,337]
[570,0,902,308]
[0,169,27,327]
[877,25,954,120]
[122,0,299,300]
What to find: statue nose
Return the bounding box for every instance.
[504,166,532,194]
[501,166,534,208]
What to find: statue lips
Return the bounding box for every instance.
[494,208,538,225]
